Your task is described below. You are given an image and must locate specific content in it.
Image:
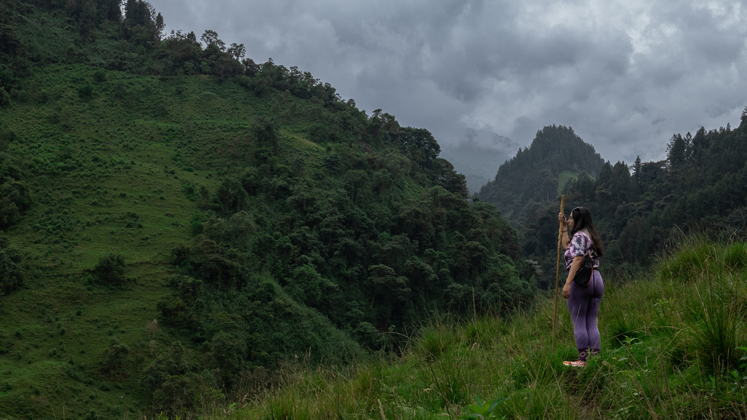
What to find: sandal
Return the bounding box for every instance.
[563,360,586,367]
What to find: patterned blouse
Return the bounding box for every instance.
[564,230,599,270]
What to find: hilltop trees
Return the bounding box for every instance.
[520,121,747,279]
[228,42,245,61]
[122,0,162,44]
[478,125,605,226]
[200,29,225,51]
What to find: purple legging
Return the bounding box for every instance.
[567,270,604,361]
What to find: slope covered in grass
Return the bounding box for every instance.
[212,238,747,420]
[0,2,540,418]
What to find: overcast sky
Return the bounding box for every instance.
[150,0,746,164]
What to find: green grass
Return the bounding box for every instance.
[198,237,747,419]
[0,63,338,419]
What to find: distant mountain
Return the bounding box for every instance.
[478,125,605,226]
[440,129,516,194]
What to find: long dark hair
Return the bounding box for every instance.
[570,207,604,257]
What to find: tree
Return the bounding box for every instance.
[633,155,642,188]
[228,43,245,61]
[667,134,687,168]
[390,127,441,169]
[242,58,259,76]
[154,13,165,40]
[252,116,279,153]
[77,0,97,38]
[124,0,151,28]
[0,180,31,228]
[200,30,225,51]
[98,0,123,22]
[93,254,126,286]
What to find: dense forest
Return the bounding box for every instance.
[496,120,747,287]
[477,125,605,227]
[0,0,537,417]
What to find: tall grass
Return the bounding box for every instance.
[112,237,747,420]
[149,237,747,419]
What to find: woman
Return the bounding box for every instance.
[558,207,604,367]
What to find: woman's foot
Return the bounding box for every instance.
[563,360,586,367]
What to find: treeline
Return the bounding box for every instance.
[0,0,356,110]
[521,116,747,283]
[478,125,604,225]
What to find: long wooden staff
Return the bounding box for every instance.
[552,195,566,352]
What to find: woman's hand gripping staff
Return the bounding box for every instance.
[558,213,583,299]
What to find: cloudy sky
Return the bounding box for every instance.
[150,0,746,165]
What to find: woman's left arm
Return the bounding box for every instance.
[562,256,583,299]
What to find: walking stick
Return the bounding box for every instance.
[552,195,566,352]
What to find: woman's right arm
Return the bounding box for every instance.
[558,213,570,250]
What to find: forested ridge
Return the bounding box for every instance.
[503,119,747,288]
[0,0,537,417]
[478,125,604,227]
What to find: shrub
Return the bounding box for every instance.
[92,70,107,83]
[83,409,100,420]
[78,84,94,99]
[0,180,32,228]
[190,212,205,236]
[182,182,196,201]
[93,254,126,286]
[102,339,130,378]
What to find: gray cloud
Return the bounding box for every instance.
[150,0,747,166]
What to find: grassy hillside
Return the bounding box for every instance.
[204,238,747,419]
[0,63,338,418]
[0,3,536,416]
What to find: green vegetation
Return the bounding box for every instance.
[200,238,747,419]
[0,0,534,417]
[520,117,747,283]
[478,125,604,226]
[556,170,582,195]
[1,0,746,418]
